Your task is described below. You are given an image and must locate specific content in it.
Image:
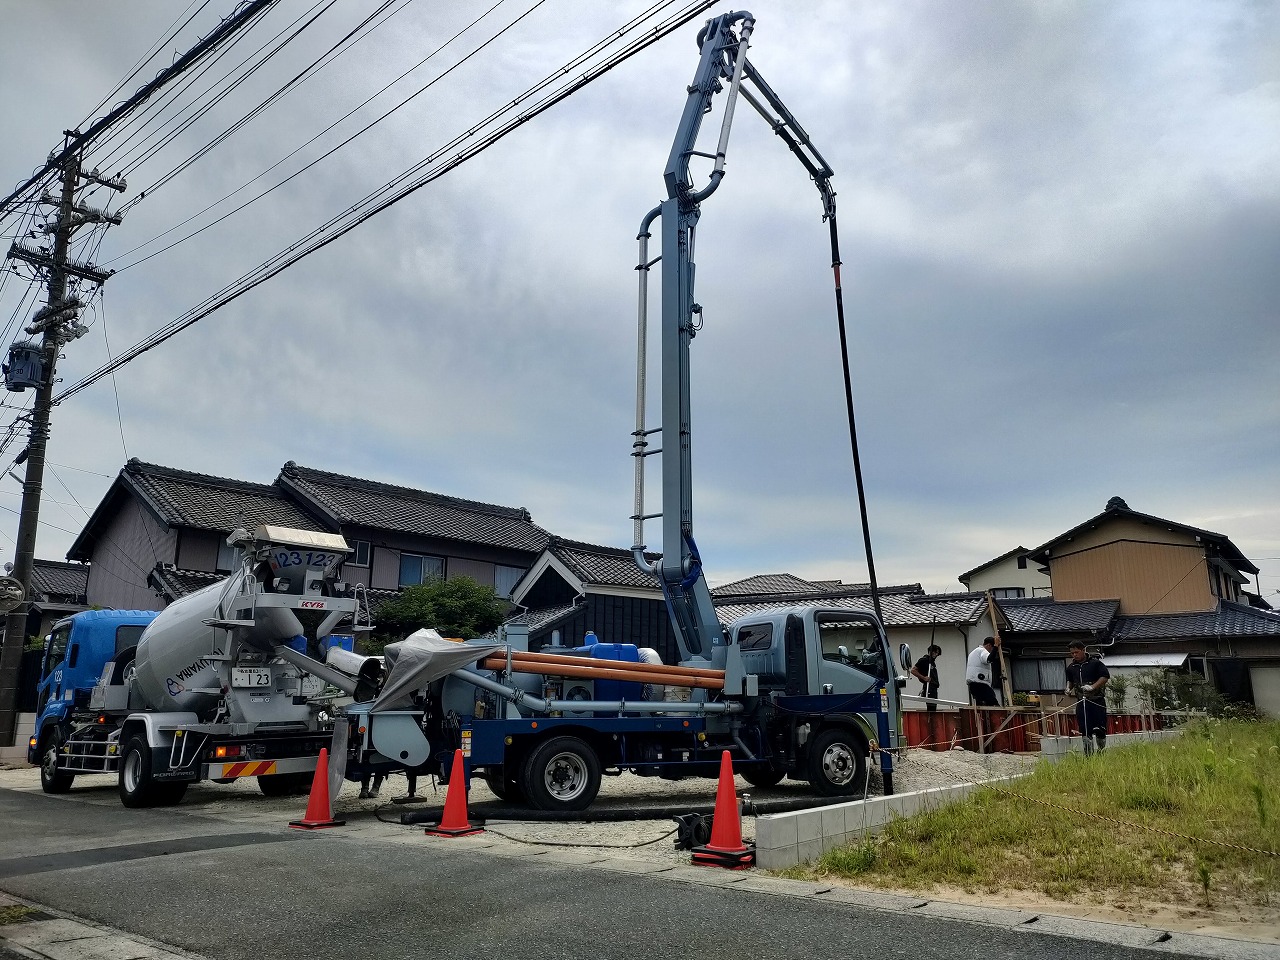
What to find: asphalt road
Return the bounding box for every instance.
[0,786,1211,960]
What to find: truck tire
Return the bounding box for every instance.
[39,728,75,794]
[741,766,785,789]
[119,735,162,808]
[258,772,313,797]
[521,736,601,811]
[483,766,523,803]
[806,727,867,797]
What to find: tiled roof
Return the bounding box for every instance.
[712,583,977,629]
[713,574,845,597]
[279,462,550,554]
[124,459,323,533]
[1112,602,1280,641]
[148,565,223,602]
[480,603,584,639]
[31,560,88,602]
[548,539,662,590]
[1027,499,1257,574]
[998,597,1119,633]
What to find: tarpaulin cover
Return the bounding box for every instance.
[370,629,503,713]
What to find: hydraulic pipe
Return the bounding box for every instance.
[458,669,742,714]
[478,656,723,690]
[500,647,725,680]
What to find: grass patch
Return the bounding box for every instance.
[0,905,37,925]
[804,719,1280,904]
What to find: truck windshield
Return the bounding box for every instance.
[817,618,887,678]
[44,626,70,677]
[116,624,146,656]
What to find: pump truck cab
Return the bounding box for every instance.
[29,524,376,807]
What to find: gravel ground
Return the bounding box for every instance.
[0,747,1038,868]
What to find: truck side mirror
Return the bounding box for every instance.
[899,643,912,671]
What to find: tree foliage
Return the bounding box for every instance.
[369,577,505,652]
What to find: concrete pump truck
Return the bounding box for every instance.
[340,10,907,810]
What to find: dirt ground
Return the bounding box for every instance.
[3,752,1276,944]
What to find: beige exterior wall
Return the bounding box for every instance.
[963,555,1052,597]
[1050,541,1212,614]
[84,505,176,611]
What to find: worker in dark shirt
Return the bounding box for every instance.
[910,644,942,712]
[1065,639,1111,755]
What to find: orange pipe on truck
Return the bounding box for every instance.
[478,656,723,690]
[499,648,726,680]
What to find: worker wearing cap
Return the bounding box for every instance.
[965,636,1000,707]
[1065,640,1110,754]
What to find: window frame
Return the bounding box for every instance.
[398,552,445,588]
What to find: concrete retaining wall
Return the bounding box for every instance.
[1039,727,1180,761]
[0,712,35,762]
[757,728,1185,869]
[756,774,1027,870]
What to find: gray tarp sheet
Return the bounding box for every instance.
[370,629,503,713]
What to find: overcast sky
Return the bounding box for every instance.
[0,0,1276,600]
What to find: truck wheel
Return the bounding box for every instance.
[741,766,785,789]
[483,766,524,803]
[522,737,601,811]
[119,735,161,808]
[806,728,867,797]
[39,728,75,794]
[258,772,313,797]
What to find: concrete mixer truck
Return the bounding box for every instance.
[29,524,378,807]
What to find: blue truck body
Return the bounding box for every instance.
[27,609,160,764]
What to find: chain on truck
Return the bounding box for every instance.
[30,11,907,811]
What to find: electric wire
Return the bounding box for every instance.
[123,0,411,207]
[112,0,547,273]
[76,1,214,128]
[53,0,718,404]
[105,0,512,268]
[91,1,330,175]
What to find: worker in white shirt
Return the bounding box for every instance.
[965,636,1000,707]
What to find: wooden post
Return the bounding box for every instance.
[985,591,1014,706]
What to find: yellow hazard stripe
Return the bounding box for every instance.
[215,760,277,778]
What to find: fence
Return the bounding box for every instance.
[902,704,1170,754]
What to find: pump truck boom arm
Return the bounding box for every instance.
[631,10,846,662]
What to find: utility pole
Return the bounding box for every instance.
[0,140,123,749]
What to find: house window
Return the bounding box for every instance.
[1017,555,1027,569]
[347,540,370,567]
[1011,657,1068,693]
[494,564,525,600]
[399,553,444,587]
[990,587,1025,599]
[216,538,238,573]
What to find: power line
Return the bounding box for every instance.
[105,0,498,268]
[0,0,279,222]
[53,0,718,404]
[110,0,523,271]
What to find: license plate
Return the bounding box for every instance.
[232,667,272,688]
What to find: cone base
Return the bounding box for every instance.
[423,823,485,838]
[288,817,347,830]
[692,844,755,869]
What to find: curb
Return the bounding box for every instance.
[0,892,204,960]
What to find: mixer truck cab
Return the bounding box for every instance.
[28,609,160,770]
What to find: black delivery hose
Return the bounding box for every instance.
[399,793,857,825]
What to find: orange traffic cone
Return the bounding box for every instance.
[692,750,754,868]
[289,747,346,829]
[423,748,484,838]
